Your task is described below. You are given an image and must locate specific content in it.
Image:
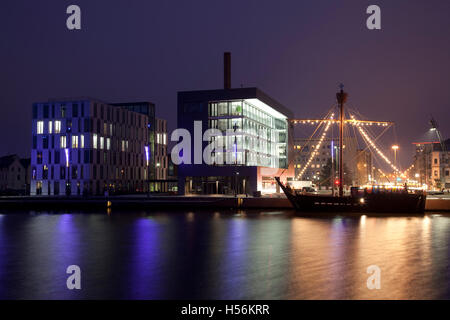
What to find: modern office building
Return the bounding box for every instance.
[0,154,31,194]
[177,87,294,195]
[30,98,164,196]
[176,54,294,195]
[153,117,169,192]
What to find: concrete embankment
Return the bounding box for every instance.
[0,195,449,212]
[425,197,450,211]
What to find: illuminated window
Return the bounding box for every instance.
[121,140,125,152]
[37,121,44,134]
[72,136,78,148]
[100,137,104,150]
[54,121,61,133]
[93,134,98,149]
[106,138,111,150]
[80,135,84,148]
[48,121,53,134]
[60,136,66,148]
[163,133,167,145]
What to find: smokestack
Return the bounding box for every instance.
[224,52,231,89]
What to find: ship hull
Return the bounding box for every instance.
[285,193,426,214]
[275,177,426,214]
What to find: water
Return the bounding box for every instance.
[0,209,450,300]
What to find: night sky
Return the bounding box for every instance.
[1,0,449,167]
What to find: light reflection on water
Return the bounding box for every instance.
[0,210,450,299]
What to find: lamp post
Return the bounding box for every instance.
[392,145,399,185]
[331,140,335,196]
[145,144,150,198]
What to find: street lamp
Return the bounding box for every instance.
[392,145,399,185]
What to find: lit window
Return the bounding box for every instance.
[121,140,125,152]
[163,133,167,145]
[48,121,53,134]
[60,136,67,148]
[157,133,160,144]
[80,135,84,148]
[100,137,104,150]
[106,138,111,150]
[37,121,44,134]
[93,134,98,149]
[72,136,78,148]
[54,121,61,133]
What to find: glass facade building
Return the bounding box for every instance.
[177,87,294,195]
[208,99,288,169]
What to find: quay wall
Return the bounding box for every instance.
[0,196,449,211]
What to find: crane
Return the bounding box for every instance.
[430,116,446,152]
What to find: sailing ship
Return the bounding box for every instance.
[275,86,426,214]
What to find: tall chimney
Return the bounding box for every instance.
[224,52,231,89]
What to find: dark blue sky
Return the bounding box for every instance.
[1,0,449,167]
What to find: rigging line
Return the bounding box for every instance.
[360,135,391,184]
[355,121,400,173]
[346,111,395,171]
[346,105,394,145]
[347,110,393,152]
[296,109,336,180]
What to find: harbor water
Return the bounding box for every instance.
[1,209,450,299]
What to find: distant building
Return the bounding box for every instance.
[413,139,450,190]
[355,149,372,186]
[30,98,166,196]
[293,137,357,186]
[0,154,30,194]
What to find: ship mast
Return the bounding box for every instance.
[336,84,348,197]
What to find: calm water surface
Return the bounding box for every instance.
[1,209,450,299]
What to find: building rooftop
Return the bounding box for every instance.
[178,87,294,119]
[0,154,18,169]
